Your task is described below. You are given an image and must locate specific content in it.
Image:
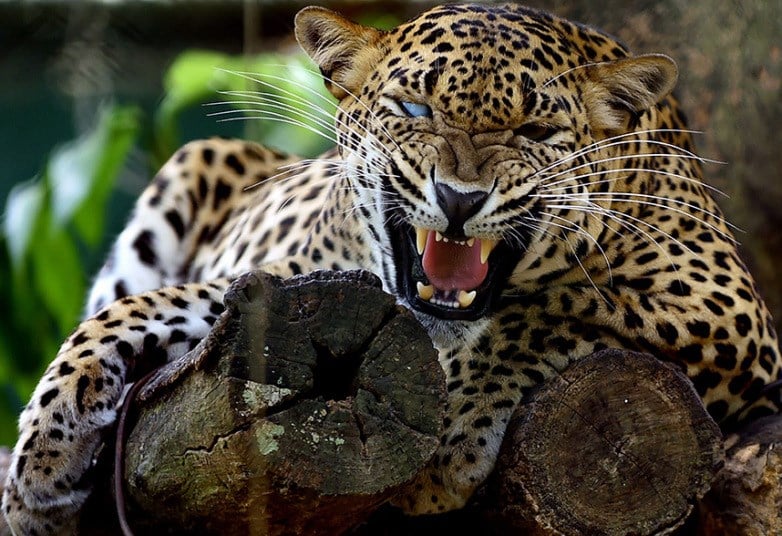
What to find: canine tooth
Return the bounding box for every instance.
[466,238,475,247]
[457,290,477,308]
[417,282,434,301]
[435,231,443,242]
[480,239,498,264]
[416,227,427,255]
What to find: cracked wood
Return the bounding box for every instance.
[480,349,724,536]
[117,270,446,535]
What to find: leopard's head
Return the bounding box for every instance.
[296,4,677,336]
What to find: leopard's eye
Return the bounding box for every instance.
[399,101,433,118]
[513,123,560,143]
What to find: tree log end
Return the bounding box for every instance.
[485,349,723,536]
[121,270,446,535]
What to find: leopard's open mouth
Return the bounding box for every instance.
[388,222,520,321]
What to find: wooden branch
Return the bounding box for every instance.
[114,270,446,535]
[698,414,782,535]
[478,349,724,536]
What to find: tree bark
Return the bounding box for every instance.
[22,271,775,535]
[479,349,724,536]
[115,270,446,535]
[698,414,782,535]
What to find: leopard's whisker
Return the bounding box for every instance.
[544,203,670,271]
[536,173,736,232]
[207,101,386,160]
[213,87,393,158]
[592,203,686,283]
[216,89,336,126]
[231,65,400,153]
[546,202,689,280]
[209,109,339,144]
[540,213,612,303]
[209,96,337,149]
[536,154,727,198]
[241,158,346,191]
[526,128,714,183]
[513,215,556,244]
[537,212,614,286]
[271,65,403,152]
[547,192,737,244]
[217,68,399,159]
[573,136,723,166]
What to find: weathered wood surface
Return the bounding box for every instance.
[698,414,782,535]
[114,269,446,535]
[2,276,779,534]
[2,268,777,535]
[477,349,724,536]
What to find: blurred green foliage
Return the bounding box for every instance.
[154,51,335,168]
[0,50,334,444]
[0,106,141,445]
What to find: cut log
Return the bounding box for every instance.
[114,270,445,535]
[698,413,782,535]
[10,267,775,534]
[481,349,724,536]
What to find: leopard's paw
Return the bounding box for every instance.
[3,362,123,534]
[3,406,107,535]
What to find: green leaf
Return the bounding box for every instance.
[164,50,233,109]
[30,216,85,335]
[49,105,141,246]
[154,50,234,162]
[154,50,337,160]
[3,179,46,267]
[0,382,23,444]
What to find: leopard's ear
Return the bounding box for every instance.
[583,54,678,133]
[295,6,384,100]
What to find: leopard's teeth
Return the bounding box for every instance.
[466,238,475,247]
[416,281,434,301]
[480,239,499,264]
[415,227,428,255]
[457,290,477,308]
[435,231,444,242]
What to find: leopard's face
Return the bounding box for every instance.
[296,4,677,335]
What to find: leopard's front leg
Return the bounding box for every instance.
[394,328,552,514]
[396,353,528,514]
[397,292,624,514]
[2,279,230,535]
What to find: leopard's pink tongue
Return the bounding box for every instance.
[421,231,488,291]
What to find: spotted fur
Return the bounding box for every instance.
[4,4,781,533]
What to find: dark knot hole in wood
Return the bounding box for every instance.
[311,340,363,402]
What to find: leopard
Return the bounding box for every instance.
[4,3,781,534]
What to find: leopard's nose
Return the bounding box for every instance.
[435,183,488,237]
